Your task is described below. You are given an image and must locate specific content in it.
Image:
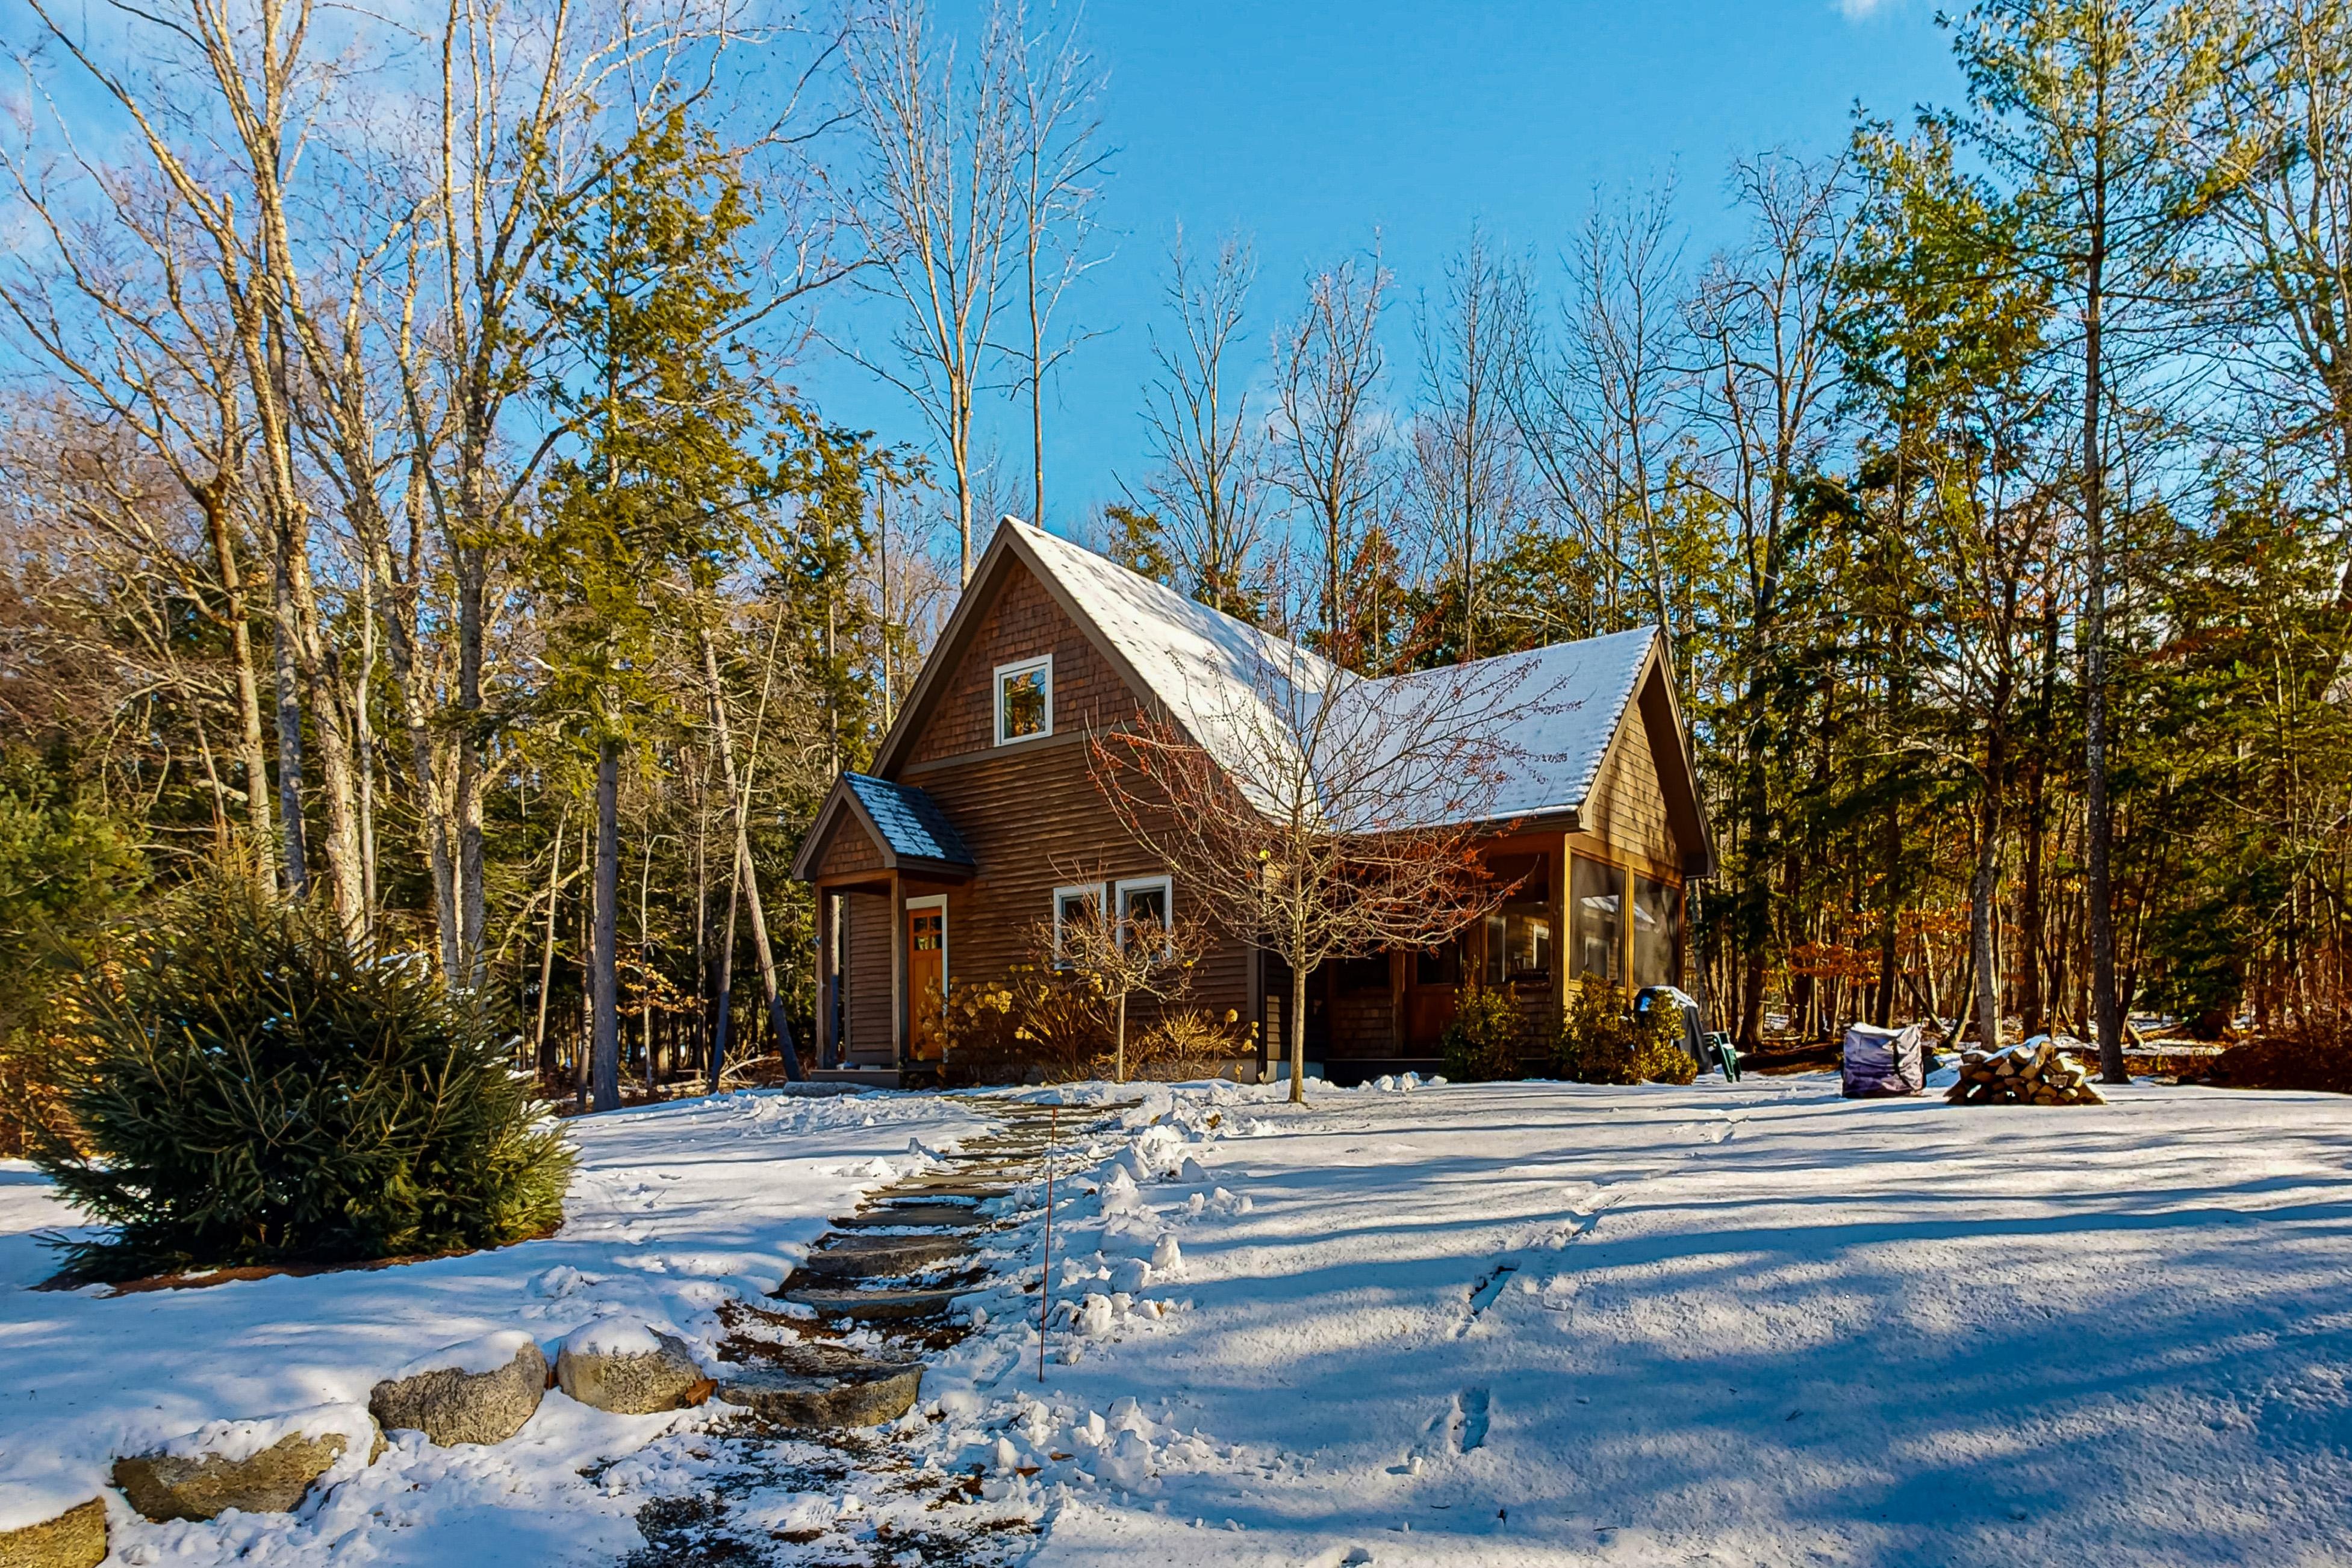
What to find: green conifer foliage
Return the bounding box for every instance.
[36,877,573,1281]
[1440,986,1526,1082]
[1555,983,1697,1086]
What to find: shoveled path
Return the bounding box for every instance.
[624,1095,1107,1566]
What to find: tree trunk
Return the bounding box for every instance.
[200,492,275,882]
[709,858,742,1092]
[269,543,309,895]
[2082,181,2124,1082]
[456,544,490,990]
[1289,946,1308,1104]
[1872,802,1902,1028]
[357,476,460,985]
[1970,787,2004,1054]
[1115,991,1127,1084]
[281,519,369,936]
[697,629,803,1080]
[591,738,621,1112]
[1738,945,1767,1048]
[534,806,568,1082]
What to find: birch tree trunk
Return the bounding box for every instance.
[698,629,804,1080]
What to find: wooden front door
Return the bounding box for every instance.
[907,903,945,1062]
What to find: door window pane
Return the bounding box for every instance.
[1632,876,1682,989]
[1572,856,1623,985]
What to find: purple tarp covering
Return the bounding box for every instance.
[1841,1022,1925,1098]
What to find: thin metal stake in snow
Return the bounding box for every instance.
[1039,1103,1056,1383]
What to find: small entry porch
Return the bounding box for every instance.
[789,773,978,1080]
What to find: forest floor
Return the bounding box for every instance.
[5,1072,2351,1566]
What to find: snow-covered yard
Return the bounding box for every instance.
[5,1074,2351,1566]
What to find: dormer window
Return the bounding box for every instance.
[994,655,1052,745]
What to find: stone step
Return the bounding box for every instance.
[890,1179,1012,1200]
[715,1348,924,1430]
[830,1202,987,1231]
[799,1233,972,1278]
[781,1284,969,1322]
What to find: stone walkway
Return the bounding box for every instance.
[624,1097,1092,1566]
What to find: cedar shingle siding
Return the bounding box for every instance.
[1585,703,1678,873]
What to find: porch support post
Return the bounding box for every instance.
[889,871,906,1067]
[1620,860,1637,993]
[1554,833,1572,1022]
[1389,950,1405,1059]
[818,891,837,1066]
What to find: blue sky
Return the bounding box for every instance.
[798,0,1967,541]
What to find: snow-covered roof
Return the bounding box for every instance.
[1006,520,1661,829]
[1370,628,1657,824]
[840,774,974,868]
[1009,520,1335,765]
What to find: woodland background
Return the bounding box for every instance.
[1,0,2347,1132]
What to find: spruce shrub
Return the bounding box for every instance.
[37,877,573,1282]
[1440,985,1525,1081]
[1555,982,1696,1086]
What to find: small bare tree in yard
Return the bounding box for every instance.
[1043,900,1207,1083]
[1090,647,1542,1103]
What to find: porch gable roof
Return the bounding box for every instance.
[789,772,976,882]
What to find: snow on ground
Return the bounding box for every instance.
[0,1089,991,1562]
[7,1073,2352,1567]
[994,1075,2352,1567]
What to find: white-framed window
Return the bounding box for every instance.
[1051,882,1106,966]
[994,655,1053,745]
[1114,875,1172,950]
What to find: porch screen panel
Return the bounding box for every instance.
[1632,875,1682,989]
[1483,854,1554,986]
[1572,855,1622,985]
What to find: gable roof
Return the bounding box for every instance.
[788,772,975,881]
[868,518,1713,870]
[1370,627,1657,824]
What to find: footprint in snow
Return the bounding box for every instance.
[1451,1261,1519,1337]
[1413,1387,1494,1460]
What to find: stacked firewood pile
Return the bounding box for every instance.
[1946,1038,2108,1106]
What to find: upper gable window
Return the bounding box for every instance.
[994,655,1052,745]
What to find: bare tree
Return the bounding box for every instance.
[1132,229,1269,620]
[0,156,278,880]
[1511,181,1692,644]
[841,0,1024,583]
[1687,151,1859,1048]
[1410,227,1528,661]
[2203,0,2352,556]
[1011,1,1110,528]
[7,0,380,918]
[1273,250,1391,664]
[698,623,806,1082]
[1090,643,1542,1103]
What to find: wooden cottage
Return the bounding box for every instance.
[789,518,1714,1084]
